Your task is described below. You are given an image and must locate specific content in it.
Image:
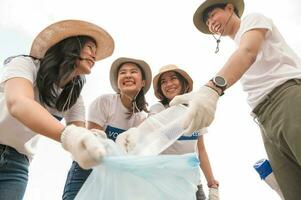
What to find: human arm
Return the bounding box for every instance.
[197,136,219,188]
[207,28,268,93]
[5,77,106,169]
[87,121,104,130]
[87,121,107,139]
[197,136,220,200]
[5,77,64,141]
[170,28,268,133]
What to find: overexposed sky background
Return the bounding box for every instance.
[1,1,301,199]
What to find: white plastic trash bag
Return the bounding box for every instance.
[125,105,205,156]
[75,140,200,200]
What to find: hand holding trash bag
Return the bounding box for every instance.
[74,140,201,200]
[170,86,219,134]
[208,187,220,200]
[61,124,107,169]
[116,127,139,153]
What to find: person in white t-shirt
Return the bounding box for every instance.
[0,20,114,200]
[170,0,301,199]
[149,64,219,200]
[62,57,152,200]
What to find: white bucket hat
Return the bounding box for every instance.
[110,57,152,94]
[30,19,114,61]
[153,64,193,100]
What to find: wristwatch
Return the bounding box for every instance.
[210,76,227,96]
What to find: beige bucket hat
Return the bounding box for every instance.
[193,0,244,34]
[30,19,114,61]
[153,64,193,100]
[110,57,152,94]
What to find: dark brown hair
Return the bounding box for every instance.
[157,71,190,106]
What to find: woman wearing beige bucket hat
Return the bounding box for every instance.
[62,57,152,200]
[170,0,301,199]
[0,19,114,200]
[149,64,219,200]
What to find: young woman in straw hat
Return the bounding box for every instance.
[62,57,152,200]
[150,65,219,200]
[0,19,114,200]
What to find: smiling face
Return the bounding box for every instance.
[159,71,183,101]
[74,39,97,75]
[205,4,236,36]
[117,62,145,97]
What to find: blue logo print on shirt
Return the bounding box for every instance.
[178,131,200,141]
[105,125,126,141]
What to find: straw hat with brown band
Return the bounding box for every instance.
[153,64,193,100]
[110,57,152,94]
[193,0,245,34]
[30,19,114,61]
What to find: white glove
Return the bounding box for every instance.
[170,86,219,134]
[90,128,107,139]
[61,125,107,169]
[208,188,219,200]
[116,127,139,153]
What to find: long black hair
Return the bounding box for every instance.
[36,36,95,111]
[157,71,190,106]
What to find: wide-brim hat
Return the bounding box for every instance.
[193,0,244,34]
[30,19,114,61]
[110,57,152,94]
[153,64,193,100]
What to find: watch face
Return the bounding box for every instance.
[214,76,227,87]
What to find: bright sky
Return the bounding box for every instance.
[1,1,301,200]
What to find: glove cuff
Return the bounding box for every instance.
[200,85,220,100]
[204,85,220,96]
[60,124,75,150]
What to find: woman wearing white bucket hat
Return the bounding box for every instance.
[0,19,114,200]
[150,64,219,200]
[62,57,152,200]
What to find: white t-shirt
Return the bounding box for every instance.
[0,56,85,160]
[88,93,147,141]
[149,102,207,155]
[234,13,301,109]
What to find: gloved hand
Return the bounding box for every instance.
[90,129,107,139]
[61,125,107,169]
[170,85,219,134]
[208,187,219,200]
[116,127,139,153]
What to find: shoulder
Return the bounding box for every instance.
[93,93,117,102]
[149,102,166,115]
[89,93,118,109]
[4,55,38,69]
[1,55,39,84]
[242,13,273,29]
[235,13,272,42]
[244,13,268,20]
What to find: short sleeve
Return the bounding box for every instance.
[148,102,165,116]
[63,95,85,123]
[235,13,273,43]
[0,56,38,85]
[87,95,110,127]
